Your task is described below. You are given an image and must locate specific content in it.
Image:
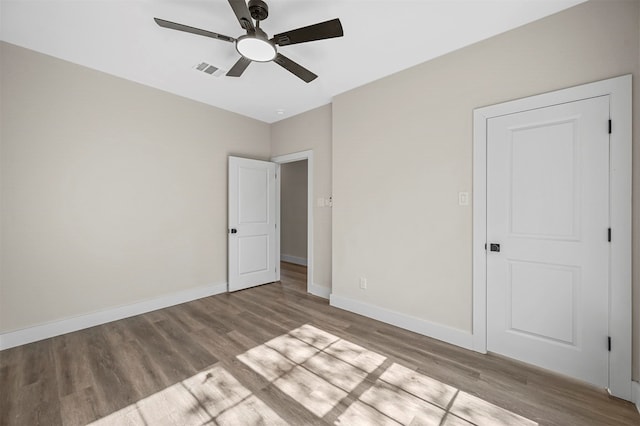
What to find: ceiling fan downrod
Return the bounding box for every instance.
[248,0,269,22]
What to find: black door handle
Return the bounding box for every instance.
[230,228,237,234]
[489,243,500,252]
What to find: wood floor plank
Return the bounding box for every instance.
[84,326,139,418]
[52,331,95,398]
[19,339,51,387]
[0,344,21,370]
[59,386,104,426]
[0,365,16,425]
[153,318,218,372]
[124,315,196,385]
[183,298,233,335]
[103,336,168,400]
[0,262,638,426]
[162,303,207,332]
[191,326,244,361]
[3,339,63,425]
[12,377,63,426]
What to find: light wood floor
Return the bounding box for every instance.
[1,262,638,425]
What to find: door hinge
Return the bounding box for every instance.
[608,119,612,134]
[607,228,612,242]
[608,336,611,351]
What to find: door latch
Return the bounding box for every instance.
[489,243,500,252]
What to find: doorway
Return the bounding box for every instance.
[272,150,314,294]
[279,159,308,290]
[472,75,632,400]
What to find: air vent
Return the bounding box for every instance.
[193,62,225,77]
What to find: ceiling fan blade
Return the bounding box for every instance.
[228,0,255,31]
[154,18,235,42]
[227,57,252,77]
[274,53,317,83]
[271,18,343,46]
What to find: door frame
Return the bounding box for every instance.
[472,75,632,400]
[271,150,314,294]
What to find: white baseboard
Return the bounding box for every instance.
[281,254,307,266]
[309,283,330,299]
[329,293,474,351]
[632,380,640,413]
[0,282,227,351]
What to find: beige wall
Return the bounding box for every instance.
[332,0,640,378]
[280,160,308,261]
[271,105,332,291]
[0,42,270,333]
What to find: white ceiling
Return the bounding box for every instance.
[1,0,585,123]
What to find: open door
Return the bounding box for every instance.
[228,156,278,292]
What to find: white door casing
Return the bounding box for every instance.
[228,156,277,292]
[472,75,632,400]
[486,96,610,387]
[271,150,315,295]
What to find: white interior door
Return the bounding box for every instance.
[486,96,610,387]
[228,156,278,292]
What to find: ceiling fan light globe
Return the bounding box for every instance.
[236,36,276,62]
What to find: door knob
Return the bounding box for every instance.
[230,228,238,234]
[489,243,500,252]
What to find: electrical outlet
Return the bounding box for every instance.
[359,277,367,289]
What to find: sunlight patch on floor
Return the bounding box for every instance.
[237,324,538,426]
[303,351,369,392]
[238,324,387,418]
[450,391,536,426]
[88,323,538,425]
[88,365,286,425]
[380,362,458,408]
[274,366,348,417]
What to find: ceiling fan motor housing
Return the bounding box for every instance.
[248,0,269,21]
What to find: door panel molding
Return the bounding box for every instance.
[486,96,610,387]
[472,75,632,400]
[228,156,277,292]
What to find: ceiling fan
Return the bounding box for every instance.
[154,0,344,83]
